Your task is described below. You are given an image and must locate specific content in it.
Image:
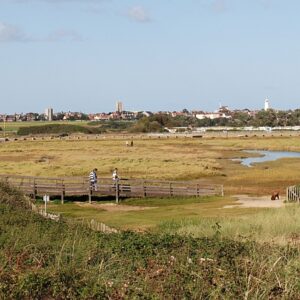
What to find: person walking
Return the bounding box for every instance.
[89,168,98,191]
[112,168,119,182]
[112,168,120,203]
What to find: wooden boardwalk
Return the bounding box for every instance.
[0,174,223,203]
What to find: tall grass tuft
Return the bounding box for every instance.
[159,205,300,244]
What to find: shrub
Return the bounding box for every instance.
[17,124,102,135]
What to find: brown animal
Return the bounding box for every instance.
[271,191,280,200]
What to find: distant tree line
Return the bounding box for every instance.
[130,109,300,132]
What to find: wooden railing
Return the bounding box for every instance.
[0,174,223,203]
[286,185,300,203]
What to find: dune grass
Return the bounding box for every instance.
[159,204,300,244]
[1,183,300,299]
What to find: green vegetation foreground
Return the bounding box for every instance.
[0,183,299,299]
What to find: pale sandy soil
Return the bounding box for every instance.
[224,195,285,209]
[75,202,156,212]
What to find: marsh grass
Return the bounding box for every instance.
[0,136,300,193]
[159,204,300,244]
[0,135,300,195]
[0,139,222,179]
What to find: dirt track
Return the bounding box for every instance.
[224,195,284,209]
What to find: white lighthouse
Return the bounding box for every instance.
[264,98,270,111]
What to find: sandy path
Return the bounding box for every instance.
[224,195,284,209]
[75,202,156,212]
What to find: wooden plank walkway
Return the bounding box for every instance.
[0,174,223,203]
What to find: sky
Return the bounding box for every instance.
[1,0,300,114]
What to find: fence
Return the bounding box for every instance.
[286,185,300,202]
[0,174,223,203]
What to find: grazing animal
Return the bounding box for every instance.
[271,191,280,200]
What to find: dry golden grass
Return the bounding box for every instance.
[0,135,299,194]
[0,138,222,179]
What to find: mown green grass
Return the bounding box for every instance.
[46,196,262,231]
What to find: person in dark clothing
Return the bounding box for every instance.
[89,168,98,191]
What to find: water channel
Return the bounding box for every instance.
[236,150,300,167]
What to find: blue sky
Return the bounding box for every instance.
[1,0,300,113]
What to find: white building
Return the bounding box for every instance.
[264,99,270,111]
[45,107,53,121]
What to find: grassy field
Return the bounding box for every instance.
[160,204,300,244]
[1,134,300,234]
[1,120,90,134]
[46,196,261,231]
[0,135,299,192]
[1,134,300,298]
[1,183,300,299]
[44,195,300,245]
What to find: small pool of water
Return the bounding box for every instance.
[236,150,300,167]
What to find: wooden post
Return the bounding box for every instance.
[221,185,224,197]
[61,181,65,204]
[33,178,36,200]
[88,185,92,204]
[143,180,146,197]
[115,180,119,204]
[196,184,200,196]
[169,182,173,196]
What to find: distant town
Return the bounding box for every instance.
[0,99,293,121]
[1,99,300,132]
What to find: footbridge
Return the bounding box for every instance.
[0,174,223,203]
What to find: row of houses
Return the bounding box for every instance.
[0,111,154,122]
[0,106,258,123]
[171,106,257,120]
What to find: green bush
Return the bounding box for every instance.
[17,124,103,136]
[87,120,134,132]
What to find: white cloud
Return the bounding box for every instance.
[211,0,227,13]
[46,29,83,42]
[127,6,151,23]
[0,21,83,43]
[0,21,30,42]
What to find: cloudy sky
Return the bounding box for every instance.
[1,0,300,113]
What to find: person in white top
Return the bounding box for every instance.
[112,168,119,181]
